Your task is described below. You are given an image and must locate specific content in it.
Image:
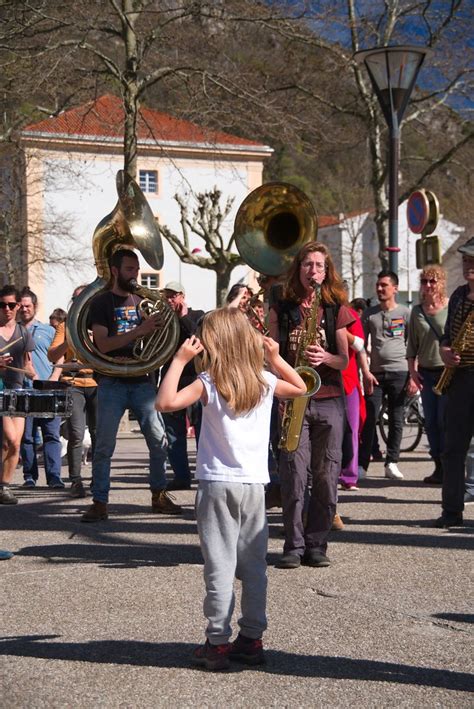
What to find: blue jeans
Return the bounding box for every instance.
[163,410,191,484]
[418,367,446,460]
[21,416,62,483]
[92,378,167,503]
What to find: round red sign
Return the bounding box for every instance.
[407,190,430,234]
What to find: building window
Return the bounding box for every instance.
[141,273,159,290]
[139,170,158,193]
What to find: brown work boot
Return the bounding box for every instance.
[331,512,344,531]
[81,500,108,523]
[151,489,182,515]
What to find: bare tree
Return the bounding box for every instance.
[261,0,473,269]
[160,188,243,306]
[0,144,90,285]
[1,0,472,284]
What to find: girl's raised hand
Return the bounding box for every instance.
[263,336,279,363]
[175,336,204,363]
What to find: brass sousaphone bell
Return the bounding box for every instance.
[66,170,179,377]
[234,182,320,452]
[233,182,318,276]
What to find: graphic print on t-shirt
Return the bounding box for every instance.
[387,317,405,338]
[115,305,139,334]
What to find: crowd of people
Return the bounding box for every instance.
[1,235,473,671]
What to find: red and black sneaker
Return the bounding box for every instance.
[229,633,265,665]
[192,640,231,671]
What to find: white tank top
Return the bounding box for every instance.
[196,370,277,484]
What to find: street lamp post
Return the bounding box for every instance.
[354,45,431,275]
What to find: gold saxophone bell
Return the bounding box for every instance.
[234,182,318,277]
[66,170,179,377]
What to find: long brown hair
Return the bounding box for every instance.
[196,308,269,415]
[284,242,347,305]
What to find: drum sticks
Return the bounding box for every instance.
[0,337,22,354]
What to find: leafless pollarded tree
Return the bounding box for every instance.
[160,188,244,306]
[0,1,292,286]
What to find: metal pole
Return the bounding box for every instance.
[388,120,400,275]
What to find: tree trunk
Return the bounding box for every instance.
[216,268,234,307]
[121,1,140,180]
[123,87,139,180]
[367,117,389,270]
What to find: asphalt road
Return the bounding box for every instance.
[1,430,473,707]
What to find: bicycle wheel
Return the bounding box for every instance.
[377,400,423,453]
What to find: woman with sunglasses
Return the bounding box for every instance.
[0,285,36,504]
[406,266,448,485]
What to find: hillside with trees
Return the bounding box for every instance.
[0,0,472,282]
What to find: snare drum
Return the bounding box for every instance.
[0,389,73,418]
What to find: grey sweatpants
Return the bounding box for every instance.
[195,480,268,645]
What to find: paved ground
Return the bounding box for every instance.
[1,429,473,708]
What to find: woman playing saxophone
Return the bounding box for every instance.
[268,242,354,569]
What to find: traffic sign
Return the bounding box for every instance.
[407,190,430,234]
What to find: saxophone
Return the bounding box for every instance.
[279,282,322,453]
[433,309,474,395]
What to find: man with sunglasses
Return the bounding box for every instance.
[435,238,474,528]
[0,286,36,504]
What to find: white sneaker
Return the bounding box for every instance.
[384,462,404,480]
[358,465,367,479]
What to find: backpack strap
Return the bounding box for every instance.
[277,299,301,360]
[322,303,340,355]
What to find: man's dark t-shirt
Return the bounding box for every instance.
[88,290,147,382]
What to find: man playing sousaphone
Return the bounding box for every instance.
[80,248,182,522]
[435,237,474,528]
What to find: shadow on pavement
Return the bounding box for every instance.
[432,613,474,624]
[0,635,471,691]
[266,526,474,551]
[16,540,203,568]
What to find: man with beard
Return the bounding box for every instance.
[81,248,181,522]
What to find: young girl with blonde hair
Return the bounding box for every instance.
[156,307,305,671]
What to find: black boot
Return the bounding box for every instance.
[423,457,443,484]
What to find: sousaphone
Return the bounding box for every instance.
[234,182,318,276]
[66,170,179,377]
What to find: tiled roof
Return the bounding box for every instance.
[22,94,269,150]
[319,210,372,227]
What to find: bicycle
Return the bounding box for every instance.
[377,391,425,453]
